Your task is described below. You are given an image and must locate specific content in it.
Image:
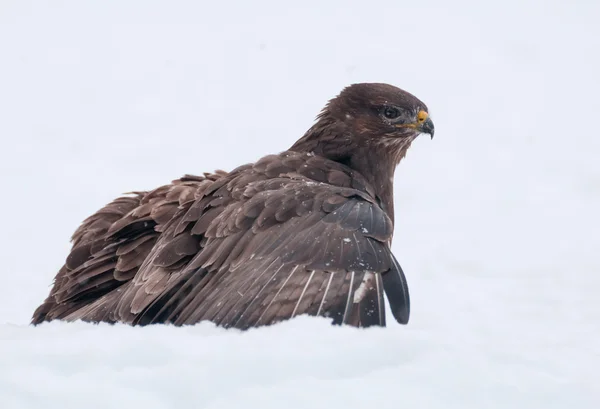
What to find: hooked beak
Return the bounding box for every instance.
[420,117,435,139]
[394,110,435,139]
[416,110,435,139]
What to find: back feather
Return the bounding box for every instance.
[32,152,409,329]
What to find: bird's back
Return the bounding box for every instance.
[33,150,410,329]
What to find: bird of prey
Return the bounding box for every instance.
[32,83,434,330]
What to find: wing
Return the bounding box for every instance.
[31,174,223,324]
[134,187,396,330]
[34,152,410,329]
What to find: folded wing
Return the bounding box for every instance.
[33,152,410,329]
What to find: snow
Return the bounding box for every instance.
[1,0,599,408]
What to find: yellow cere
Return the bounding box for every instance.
[417,110,429,123]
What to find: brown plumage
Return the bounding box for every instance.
[32,83,434,329]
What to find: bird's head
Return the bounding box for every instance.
[324,82,434,141]
[290,82,434,219]
[292,83,434,164]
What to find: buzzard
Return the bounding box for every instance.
[32,83,434,330]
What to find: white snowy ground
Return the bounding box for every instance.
[1,1,599,408]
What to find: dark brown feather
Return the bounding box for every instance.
[32,83,432,329]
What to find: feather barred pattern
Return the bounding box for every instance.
[32,82,433,329]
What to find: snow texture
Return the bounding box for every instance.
[1,1,599,408]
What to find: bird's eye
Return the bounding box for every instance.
[383,106,400,120]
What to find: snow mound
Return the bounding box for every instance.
[1,316,597,409]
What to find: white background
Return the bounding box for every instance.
[0,1,598,408]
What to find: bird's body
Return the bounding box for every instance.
[32,83,434,329]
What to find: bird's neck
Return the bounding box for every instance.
[346,141,399,223]
[290,121,414,225]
